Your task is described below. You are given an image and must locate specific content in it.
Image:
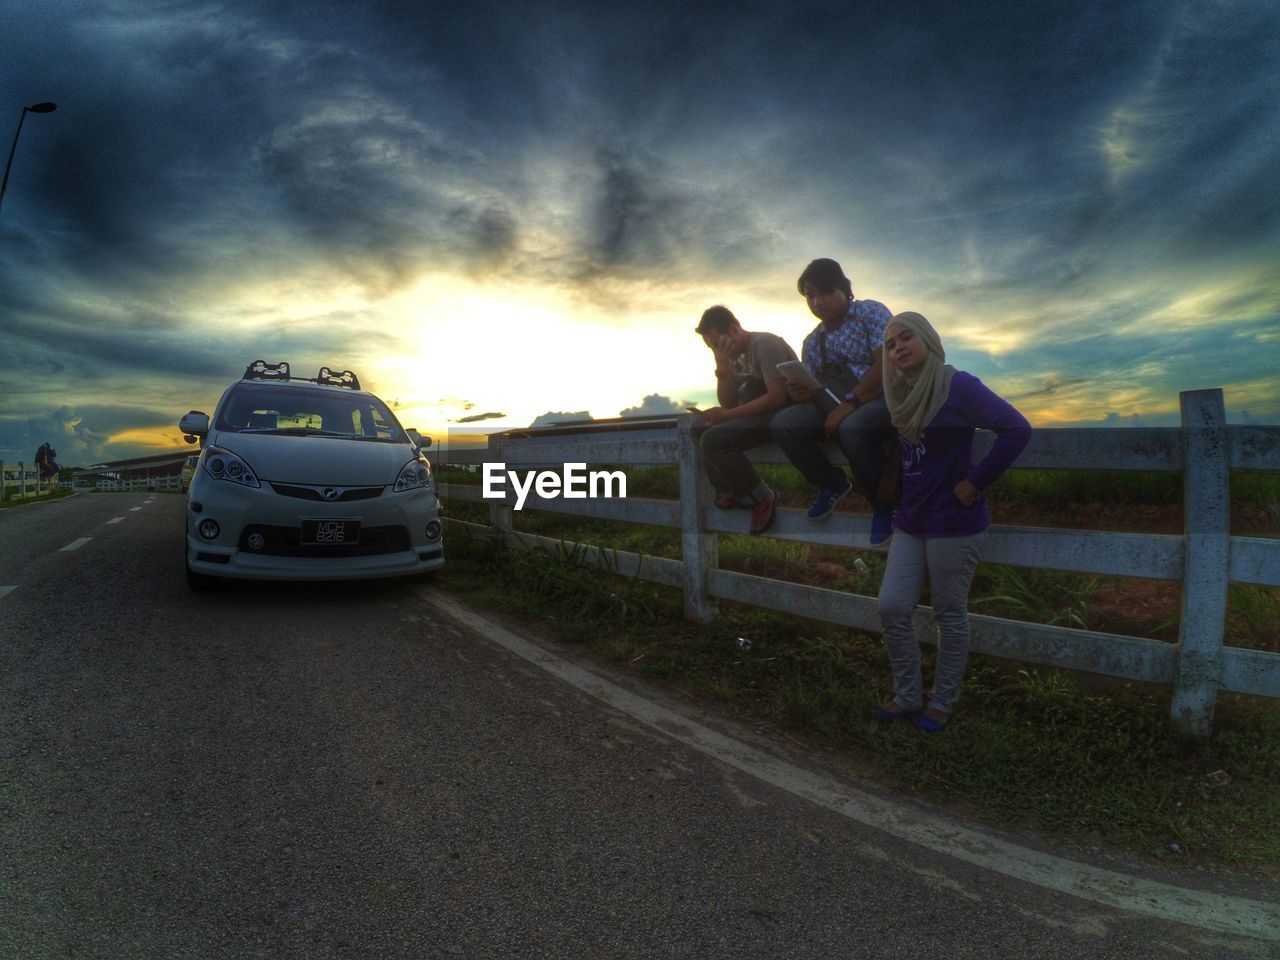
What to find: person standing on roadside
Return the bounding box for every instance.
[874,311,1031,733]
[691,305,798,535]
[35,442,59,480]
[770,258,896,544]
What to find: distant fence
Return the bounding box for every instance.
[0,461,67,501]
[1,460,184,498]
[436,388,1280,738]
[94,476,182,493]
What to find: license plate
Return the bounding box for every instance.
[301,519,361,545]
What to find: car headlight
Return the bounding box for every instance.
[394,456,433,493]
[201,446,261,488]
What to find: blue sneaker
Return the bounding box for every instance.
[806,479,853,520]
[870,506,894,545]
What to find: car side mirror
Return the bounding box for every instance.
[406,428,431,449]
[179,410,210,441]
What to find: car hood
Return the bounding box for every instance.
[212,432,416,486]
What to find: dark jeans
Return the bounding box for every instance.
[770,396,892,508]
[690,415,774,502]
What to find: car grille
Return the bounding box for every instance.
[269,483,385,502]
[238,524,412,557]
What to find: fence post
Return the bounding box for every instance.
[1170,389,1230,738]
[486,434,513,544]
[676,418,718,623]
[19,462,27,499]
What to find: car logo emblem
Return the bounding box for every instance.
[321,487,340,500]
[248,533,265,550]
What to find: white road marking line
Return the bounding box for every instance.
[422,590,1280,942]
[59,538,92,552]
[0,586,16,600]
[107,517,124,524]
[130,506,143,512]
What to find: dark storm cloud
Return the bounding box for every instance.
[7,0,1275,291]
[1,285,390,387]
[1041,4,1280,259]
[0,403,173,464]
[252,106,520,267]
[3,4,298,275]
[581,147,781,278]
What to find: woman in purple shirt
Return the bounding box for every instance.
[874,312,1031,732]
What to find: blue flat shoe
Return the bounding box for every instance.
[915,712,950,733]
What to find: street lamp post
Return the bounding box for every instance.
[0,101,58,217]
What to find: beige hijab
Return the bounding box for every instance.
[883,311,956,445]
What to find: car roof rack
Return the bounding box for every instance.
[316,367,361,390]
[244,360,291,381]
[241,360,361,391]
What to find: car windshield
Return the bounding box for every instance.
[215,383,406,442]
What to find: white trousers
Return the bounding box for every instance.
[877,529,987,714]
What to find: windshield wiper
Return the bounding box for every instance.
[238,427,354,438]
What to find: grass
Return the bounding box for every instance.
[433,532,1280,874]
[969,565,1098,630]
[0,486,75,508]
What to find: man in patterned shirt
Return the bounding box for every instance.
[770,258,896,545]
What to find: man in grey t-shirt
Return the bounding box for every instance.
[692,305,798,535]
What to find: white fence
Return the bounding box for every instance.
[94,476,183,492]
[0,461,67,501]
[1,459,184,499]
[436,388,1280,738]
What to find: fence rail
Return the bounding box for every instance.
[94,476,183,493]
[1,459,184,499]
[0,460,65,501]
[435,388,1279,737]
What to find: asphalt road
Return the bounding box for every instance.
[1,493,1275,959]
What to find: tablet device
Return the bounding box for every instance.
[776,360,842,405]
[775,360,820,387]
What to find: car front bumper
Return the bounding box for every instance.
[186,475,444,581]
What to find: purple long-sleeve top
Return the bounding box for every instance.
[893,371,1032,538]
